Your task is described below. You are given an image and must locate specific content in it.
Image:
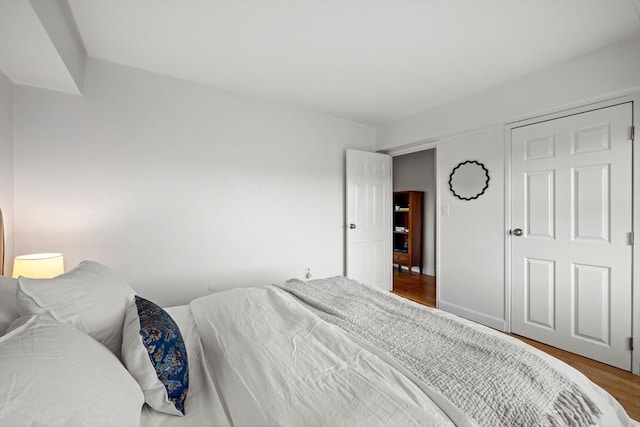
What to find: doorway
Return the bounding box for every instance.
[391,148,437,306]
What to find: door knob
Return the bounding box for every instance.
[349,223,356,229]
[511,228,523,236]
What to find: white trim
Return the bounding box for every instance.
[439,300,507,331]
[384,139,438,157]
[434,147,440,308]
[506,95,637,129]
[504,89,640,128]
[503,125,513,333]
[632,93,640,376]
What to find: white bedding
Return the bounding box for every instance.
[188,284,637,427]
[191,286,454,426]
[2,267,636,426]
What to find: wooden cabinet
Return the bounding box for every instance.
[393,191,423,274]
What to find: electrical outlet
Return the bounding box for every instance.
[305,267,312,280]
[442,205,450,216]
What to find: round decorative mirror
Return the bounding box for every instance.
[448,160,490,201]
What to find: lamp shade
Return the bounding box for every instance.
[12,253,64,279]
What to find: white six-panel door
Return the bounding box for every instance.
[345,149,392,291]
[511,103,633,370]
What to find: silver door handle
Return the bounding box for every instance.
[511,228,523,236]
[349,223,356,229]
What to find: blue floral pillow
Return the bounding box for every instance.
[122,296,189,416]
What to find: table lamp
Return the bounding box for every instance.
[12,253,65,278]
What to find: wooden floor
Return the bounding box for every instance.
[391,268,436,306]
[391,269,640,421]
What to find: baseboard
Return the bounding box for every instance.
[438,300,507,331]
[395,265,435,276]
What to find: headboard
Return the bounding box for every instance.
[0,208,4,275]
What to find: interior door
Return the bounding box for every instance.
[345,149,392,291]
[511,103,633,370]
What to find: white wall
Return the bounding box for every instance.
[13,58,375,306]
[377,35,640,330]
[392,149,436,275]
[0,71,15,274]
[378,35,640,150]
[437,128,505,329]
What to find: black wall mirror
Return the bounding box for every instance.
[449,160,490,201]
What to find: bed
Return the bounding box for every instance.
[0,260,637,427]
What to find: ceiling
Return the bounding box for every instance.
[3,1,640,126]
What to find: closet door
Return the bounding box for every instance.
[511,103,633,370]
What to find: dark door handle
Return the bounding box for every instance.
[349,223,356,229]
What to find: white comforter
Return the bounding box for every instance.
[189,285,636,427]
[191,285,454,426]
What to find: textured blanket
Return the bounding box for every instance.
[279,276,601,427]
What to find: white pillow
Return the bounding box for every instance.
[0,315,144,427]
[0,276,19,335]
[17,260,136,358]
